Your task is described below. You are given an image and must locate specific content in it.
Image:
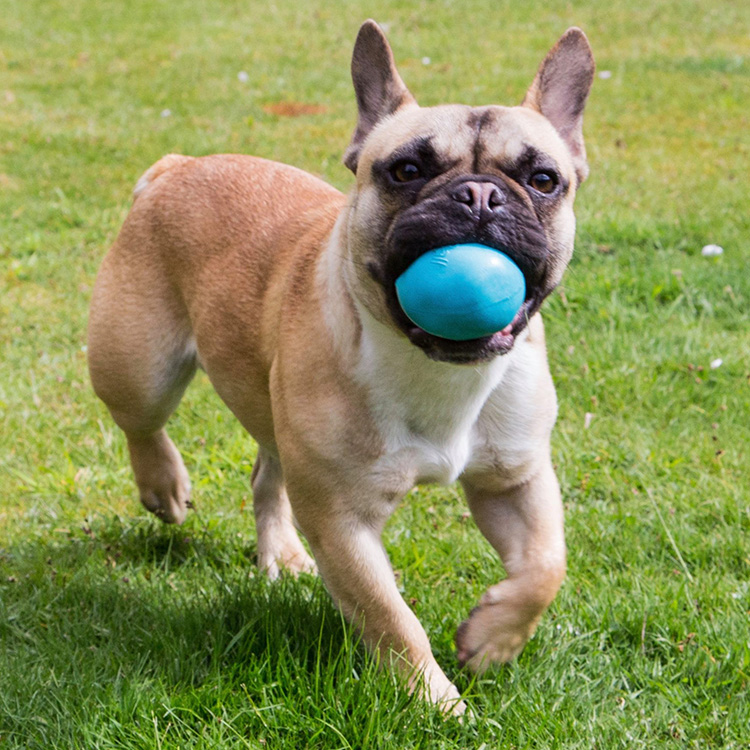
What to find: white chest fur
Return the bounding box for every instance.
[354,310,513,486]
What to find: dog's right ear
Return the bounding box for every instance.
[343,20,416,174]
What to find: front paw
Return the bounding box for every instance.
[454,600,540,672]
[414,667,468,717]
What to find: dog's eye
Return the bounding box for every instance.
[529,171,557,194]
[390,162,422,183]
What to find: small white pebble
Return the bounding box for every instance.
[701,244,723,257]
[422,56,431,65]
[160,108,172,118]
[237,71,249,83]
[710,358,723,370]
[598,70,612,79]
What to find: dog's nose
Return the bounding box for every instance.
[450,181,505,215]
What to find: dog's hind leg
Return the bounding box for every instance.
[251,448,317,579]
[88,241,197,525]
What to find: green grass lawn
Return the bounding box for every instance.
[1,0,749,747]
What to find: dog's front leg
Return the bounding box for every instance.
[287,473,465,715]
[456,458,566,671]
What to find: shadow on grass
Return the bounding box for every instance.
[0,518,357,707]
[0,516,476,748]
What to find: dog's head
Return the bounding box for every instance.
[341,20,594,364]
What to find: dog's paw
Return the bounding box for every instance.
[138,474,191,525]
[257,533,318,580]
[434,686,468,719]
[417,668,467,718]
[136,462,191,525]
[129,432,191,525]
[454,598,540,673]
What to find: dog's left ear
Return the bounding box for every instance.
[523,28,595,184]
[343,20,417,174]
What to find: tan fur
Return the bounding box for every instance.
[88,22,594,715]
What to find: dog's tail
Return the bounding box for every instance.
[132,154,192,201]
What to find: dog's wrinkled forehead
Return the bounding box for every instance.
[356,104,576,186]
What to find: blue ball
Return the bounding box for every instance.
[395,244,526,341]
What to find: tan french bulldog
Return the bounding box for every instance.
[88,20,594,714]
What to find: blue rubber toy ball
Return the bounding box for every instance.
[395,244,526,341]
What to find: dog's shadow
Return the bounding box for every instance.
[1,517,362,705]
[2,513,482,743]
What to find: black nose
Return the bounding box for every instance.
[450,180,506,215]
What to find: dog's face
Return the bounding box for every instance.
[342,22,595,364]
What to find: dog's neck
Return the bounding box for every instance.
[355,306,514,484]
[354,305,511,432]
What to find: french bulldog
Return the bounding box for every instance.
[88,20,594,714]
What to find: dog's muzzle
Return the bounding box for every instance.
[374,176,554,364]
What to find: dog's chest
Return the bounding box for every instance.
[355,320,511,486]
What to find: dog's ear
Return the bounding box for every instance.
[522,28,595,184]
[343,20,416,174]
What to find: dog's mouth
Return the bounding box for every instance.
[388,288,542,365]
[371,174,555,364]
[379,236,548,365]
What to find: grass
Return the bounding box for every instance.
[1,0,749,747]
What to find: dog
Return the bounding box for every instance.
[88,20,594,714]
